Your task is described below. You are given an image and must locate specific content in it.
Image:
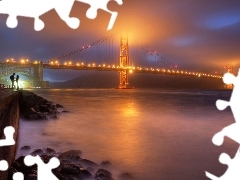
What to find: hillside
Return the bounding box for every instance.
[50,71,224,89]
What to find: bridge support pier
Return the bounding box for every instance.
[119,37,130,89]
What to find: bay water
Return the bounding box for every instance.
[17,89,237,180]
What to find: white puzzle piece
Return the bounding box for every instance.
[206,69,240,179]
[77,0,123,30]
[24,155,60,180]
[0,0,123,31]
[0,160,8,171]
[0,126,15,146]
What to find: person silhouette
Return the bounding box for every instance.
[16,75,19,90]
[10,73,15,88]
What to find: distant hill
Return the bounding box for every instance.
[50,71,224,89]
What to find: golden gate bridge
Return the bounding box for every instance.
[0,36,226,88]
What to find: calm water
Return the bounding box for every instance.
[17,89,237,180]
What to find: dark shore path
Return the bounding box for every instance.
[0,89,21,180]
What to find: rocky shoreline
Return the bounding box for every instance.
[11,90,133,180]
[19,90,66,120]
[9,147,117,180]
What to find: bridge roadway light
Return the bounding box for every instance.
[20,59,26,64]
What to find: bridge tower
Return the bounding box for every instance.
[119,37,130,89]
[32,60,47,88]
[227,65,234,74]
[32,60,43,82]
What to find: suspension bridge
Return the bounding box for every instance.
[0,36,227,89]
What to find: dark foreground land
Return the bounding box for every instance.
[0,90,132,180]
[0,89,21,180]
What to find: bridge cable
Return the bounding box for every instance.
[141,46,177,68]
[48,34,118,63]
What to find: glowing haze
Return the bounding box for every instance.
[0,0,239,81]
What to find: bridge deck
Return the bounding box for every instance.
[43,64,222,79]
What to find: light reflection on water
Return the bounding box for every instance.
[17,89,236,180]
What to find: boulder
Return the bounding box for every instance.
[56,104,63,108]
[58,150,82,160]
[39,105,51,113]
[21,146,31,151]
[60,164,80,175]
[31,149,44,156]
[46,148,56,154]
[94,169,114,180]
[80,159,99,169]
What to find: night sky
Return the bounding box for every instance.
[0,0,240,82]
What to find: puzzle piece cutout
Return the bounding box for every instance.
[77,0,123,30]
[0,0,79,31]
[206,69,240,179]
[212,70,240,145]
[24,155,60,180]
[216,70,240,121]
[0,160,8,171]
[12,172,24,180]
[206,148,240,180]
[0,126,15,146]
[0,0,123,31]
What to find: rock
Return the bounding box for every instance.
[25,174,38,180]
[40,155,54,163]
[51,105,57,110]
[21,146,31,151]
[80,159,99,169]
[56,104,63,108]
[28,114,38,120]
[29,107,37,113]
[10,148,112,180]
[94,169,114,180]
[33,103,40,112]
[61,159,72,164]
[31,149,44,156]
[11,156,37,175]
[39,105,51,113]
[36,112,47,119]
[46,102,52,107]
[52,171,66,180]
[58,150,82,160]
[87,166,95,174]
[46,147,56,154]
[8,167,18,179]
[118,173,133,180]
[80,169,93,180]
[51,115,59,119]
[60,164,80,175]
[19,90,62,121]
